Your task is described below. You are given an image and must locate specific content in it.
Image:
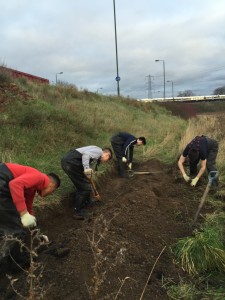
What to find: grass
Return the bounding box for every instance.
[171,212,225,276]
[0,75,187,205]
[1,70,225,299]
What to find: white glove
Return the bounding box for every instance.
[40,235,49,243]
[128,163,132,170]
[190,177,199,187]
[122,157,127,163]
[183,174,190,182]
[84,168,93,178]
[21,212,37,228]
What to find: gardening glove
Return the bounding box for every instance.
[21,212,37,228]
[122,157,127,163]
[183,174,190,183]
[190,177,199,187]
[40,234,49,243]
[84,168,93,179]
[128,163,132,170]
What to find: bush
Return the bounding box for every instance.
[0,69,12,85]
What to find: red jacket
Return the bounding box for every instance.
[6,163,50,215]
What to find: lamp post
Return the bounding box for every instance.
[155,60,165,99]
[56,72,63,85]
[113,0,120,96]
[167,80,174,99]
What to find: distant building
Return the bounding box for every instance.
[0,66,49,84]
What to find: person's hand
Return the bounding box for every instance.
[183,174,190,182]
[40,234,49,243]
[122,157,127,163]
[21,212,37,228]
[84,168,93,179]
[191,177,199,187]
[128,163,132,170]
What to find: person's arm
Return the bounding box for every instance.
[122,136,136,158]
[178,155,187,176]
[8,173,43,214]
[178,155,190,182]
[190,159,207,187]
[196,159,207,179]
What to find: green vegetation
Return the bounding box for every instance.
[0,75,186,204]
[172,213,225,275]
[1,72,225,299]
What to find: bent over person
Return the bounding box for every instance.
[110,132,146,177]
[0,162,60,267]
[61,146,112,219]
[0,163,60,234]
[178,135,219,187]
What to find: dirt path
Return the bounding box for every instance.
[1,159,207,300]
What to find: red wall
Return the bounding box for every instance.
[0,66,49,84]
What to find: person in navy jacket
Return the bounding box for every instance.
[110,132,146,177]
[178,135,218,187]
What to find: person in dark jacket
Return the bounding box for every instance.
[178,135,218,187]
[110,132,146,177]
[61,146,112,219]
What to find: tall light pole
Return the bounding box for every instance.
[113,0,120,96]
[155,60,165,99]
[56,71,63,85]
[167,80,174,99]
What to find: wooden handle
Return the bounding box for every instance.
[89,178,100,200]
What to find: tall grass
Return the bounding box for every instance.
[172,213,225,275]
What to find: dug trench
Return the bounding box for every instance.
[1,159,211,300]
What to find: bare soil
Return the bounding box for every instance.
[1,159,210,300]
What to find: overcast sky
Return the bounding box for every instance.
[1,0,225,99]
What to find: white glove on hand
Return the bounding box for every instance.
[191,177,199,187]
[183,174,190,182]
[128,163,132,170]
[40,235,49,243]
[21,212,37,228]
[84,168,93,178]
[122,157,127,163]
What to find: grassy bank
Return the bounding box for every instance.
[1,73,224,299]
[0,75,186,204]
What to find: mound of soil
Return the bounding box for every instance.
[1,159,208,300]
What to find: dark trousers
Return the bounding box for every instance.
[0,163,24,236]
[0,163,27,266]
[61,150,92,210]
[111,141,126,177]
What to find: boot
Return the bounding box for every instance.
[74,192,91,219]
[74,191,90,210]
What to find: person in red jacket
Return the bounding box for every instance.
[0,162,61,235]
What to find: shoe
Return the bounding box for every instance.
[73,209,93,220]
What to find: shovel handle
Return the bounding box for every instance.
[89,178,100,200]
[193,183,211,224]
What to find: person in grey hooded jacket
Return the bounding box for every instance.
[61,146,112,219]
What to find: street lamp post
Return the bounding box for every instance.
[155,60,165,99]
[167,80,174,99]
[113,0,120,96]
[56,72,63,85]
